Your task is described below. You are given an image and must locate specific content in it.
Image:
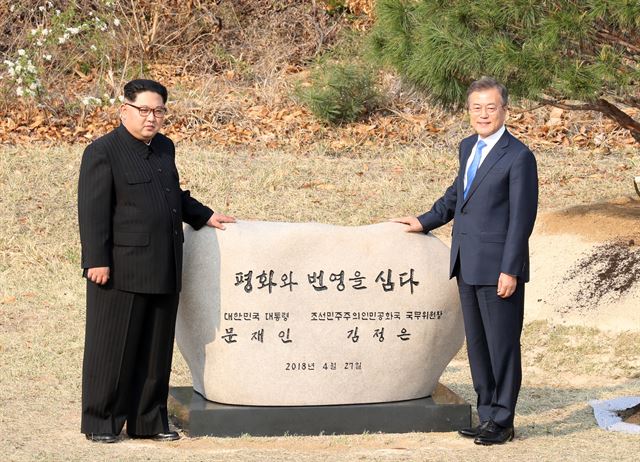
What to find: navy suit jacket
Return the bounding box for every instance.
[418,129,538,285]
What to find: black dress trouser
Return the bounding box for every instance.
[456,274,525,428]
[80,281,179,436]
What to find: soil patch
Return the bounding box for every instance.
[539,196,640,242]
[558,239,640,313]
[617,404,640,425]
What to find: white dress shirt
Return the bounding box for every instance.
[463,125,506,190]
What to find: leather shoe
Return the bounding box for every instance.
[474,421,514,445]
[85,433,117,443]
[130,431,180,441]
[458,420,489,438]
[152,431,180,442]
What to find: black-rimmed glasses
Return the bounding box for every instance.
[125,102,168,118]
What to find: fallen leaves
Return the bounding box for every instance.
[0,71,637,150]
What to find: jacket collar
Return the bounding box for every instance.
[116,124,155,159]
[461,129,511,205]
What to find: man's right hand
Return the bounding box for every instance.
[389,216,424,233]
[87,267,110,285]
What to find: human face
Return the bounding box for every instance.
[468,88,507,138]
[120,91,166,142]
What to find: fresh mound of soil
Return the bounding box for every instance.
[559,239,640,313]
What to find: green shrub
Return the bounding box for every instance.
[297,63,380,124]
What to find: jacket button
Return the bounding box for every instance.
[158,168,162,173]
[174,230,178,235]
[172,208,177,213]
[165,187,170,192]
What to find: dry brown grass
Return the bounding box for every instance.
[1,142,638,461]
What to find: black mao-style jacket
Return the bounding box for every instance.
[78,124,213,293]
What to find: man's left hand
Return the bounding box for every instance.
[497,273,517,298]
[206,212,236,230]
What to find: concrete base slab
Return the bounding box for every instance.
[168,383,470,437]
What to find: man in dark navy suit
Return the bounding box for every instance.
[78,79,235,443]
[393,77,538,445]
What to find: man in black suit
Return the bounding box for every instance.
[78,79,235,443]
[393,77,538,445]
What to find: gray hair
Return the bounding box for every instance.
[466,77,508,107]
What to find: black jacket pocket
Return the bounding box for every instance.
[125,172,151,184]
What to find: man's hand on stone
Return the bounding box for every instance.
[389,216,424,233]
[207,212,236,230]
[497,272,517,298]
[87,267,110,285]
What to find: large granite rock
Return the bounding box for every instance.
[176,221,463,406]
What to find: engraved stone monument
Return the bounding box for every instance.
[171,221,469,435]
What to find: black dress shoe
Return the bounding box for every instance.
[152,431,180,442]
[458,420,490,438]
[85,433,117,443]
[130,431,181,441]
[474,421,514,445]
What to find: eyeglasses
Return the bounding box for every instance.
[469,104,504,115]
[125,102,167,118]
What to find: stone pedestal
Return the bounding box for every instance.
[168,383,470,437]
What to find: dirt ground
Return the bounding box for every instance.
[1,144,638,461]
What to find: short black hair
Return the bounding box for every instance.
[123,79,168,104]
[466,77,508,107]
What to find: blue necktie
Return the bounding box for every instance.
[464,140,486,199]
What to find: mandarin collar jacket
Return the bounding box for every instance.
[78,124,213,293]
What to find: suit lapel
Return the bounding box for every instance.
[462,130,511,205]
[458,137,476,198]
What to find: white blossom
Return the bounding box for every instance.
[81,96,102,106]
[16,86,24,96]
[55,9,61,16]
[58,36,67,44]
[16,77,22,84]
[36,39,43,47]
[113,18,120,27]
[42,29,49,36]
[18,49,26,56]
[29,82,38,90]
[67,27,80,35]
[38,6,45,12]
[4,60,14,67]
[43,54,52,61]
[10,5,15,12]
[90,45,97,51]
[31,29,38,36]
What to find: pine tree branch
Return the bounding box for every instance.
[540,98,640,143]
[595,30,640,55]
[538,99,600,111]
